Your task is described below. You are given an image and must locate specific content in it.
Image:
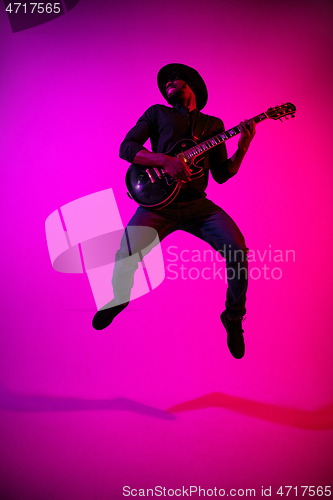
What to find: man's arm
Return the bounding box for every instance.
[210,120,256,184]
[225,120,256,175]
[119,111,152,164]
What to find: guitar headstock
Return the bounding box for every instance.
[266,102,296,121]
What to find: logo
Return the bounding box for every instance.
[45,189,165,310]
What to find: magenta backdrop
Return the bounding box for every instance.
[1,0,333,498]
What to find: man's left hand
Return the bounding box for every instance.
[238,119,256,153]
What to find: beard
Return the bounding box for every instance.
[166,82,187,105]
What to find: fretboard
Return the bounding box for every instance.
[182,112,268,160]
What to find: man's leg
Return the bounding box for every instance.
[181,198,247,358]
[181,198,248,318]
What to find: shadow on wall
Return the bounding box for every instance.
[0,384,175,420]
[166,392,333,430]
[2,385,332,429]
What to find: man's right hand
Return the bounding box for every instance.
[160,155,192,183]
[132,149,192,183]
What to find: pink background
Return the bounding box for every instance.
[0,0,332,498]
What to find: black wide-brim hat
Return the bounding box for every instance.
[157,63,208,110]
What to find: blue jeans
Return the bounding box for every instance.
[112,197,248,319]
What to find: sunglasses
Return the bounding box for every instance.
[165,72,186,86]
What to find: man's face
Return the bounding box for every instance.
[165,77,187,103]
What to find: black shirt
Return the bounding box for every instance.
[119,104,233,201]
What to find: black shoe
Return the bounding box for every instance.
[92,300,129,330]
[220,311,245,359]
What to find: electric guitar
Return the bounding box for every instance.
[125,102,296,209]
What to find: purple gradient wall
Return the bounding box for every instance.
[0,0,332,498]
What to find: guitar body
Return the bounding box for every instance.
[125,103,296,209]
[125,138,205,209]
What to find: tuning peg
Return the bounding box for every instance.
[291,114,295,118]
[279,118,283,122]
[285,116,289,120]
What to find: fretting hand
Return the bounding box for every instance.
[238,119,256,153]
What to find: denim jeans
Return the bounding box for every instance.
[112,197,248,319]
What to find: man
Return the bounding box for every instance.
[93,63,255,359]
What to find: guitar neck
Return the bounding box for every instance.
[183,112,268,160]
